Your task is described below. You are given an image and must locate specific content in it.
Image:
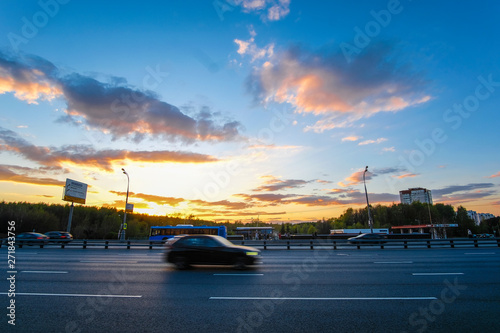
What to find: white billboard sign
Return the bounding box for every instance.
[63,178,88,204]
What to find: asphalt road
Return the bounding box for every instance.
[1,247,499,333]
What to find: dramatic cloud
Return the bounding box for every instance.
[110,191,185,207]
[431,183,497,204]
[247,43,430,132]
[0,165,63,186]
[253,176,309,192]
[338,167,406,187]
[0,52,241,143]
[0,127,219,171]
[338,170,371,187]
[189,199,252,210]
[235,193,295,204]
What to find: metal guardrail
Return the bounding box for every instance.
[1,238,499,250]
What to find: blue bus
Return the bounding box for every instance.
[149,225,227,241]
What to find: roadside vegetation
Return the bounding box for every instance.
[0,201,497,239]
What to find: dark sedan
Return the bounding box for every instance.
[165,235,261,269]
[45,231,73,243]
[16,232,49,246]
[348,233,387,245]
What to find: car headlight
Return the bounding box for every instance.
[246,251,259,256]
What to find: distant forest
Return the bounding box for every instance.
[0,201,498,239]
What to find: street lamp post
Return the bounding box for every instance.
[363,166,374,233]
[119,168,129,241]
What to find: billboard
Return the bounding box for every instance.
[63,178,88,204]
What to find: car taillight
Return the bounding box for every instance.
[61,236,67,238]
[37,237,43,239]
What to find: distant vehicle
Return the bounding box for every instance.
[45,231,73,243]
[348,233,387,245]
[15,232,49,246]
[150,225,227,241]
[164,235,261,270]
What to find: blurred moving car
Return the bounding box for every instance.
[15,232,49,246]
[165,234,261,270]
[45,231,73,243]
[348,233,387,245]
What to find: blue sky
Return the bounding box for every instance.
[0,0,499,221]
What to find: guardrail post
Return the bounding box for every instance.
[404,241,408,249]
[357,244,360,250]
[310,241,313,250]
[287,241,290,250]
[149,241,153,250]
[380,243,384,249]
[450,240,454,248]
[127,241,131,249]
[105,241,109,249]
[474,239,478,248]
[61,243,65,249]
[497,239,500,247]
[83,240,87,249]
[263,241,267,250]
[40,243,44,248]
[427,240,431,249]
[333,241,336,250]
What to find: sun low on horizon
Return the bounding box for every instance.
[0,0,499,222]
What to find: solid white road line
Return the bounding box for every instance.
[80,260,138,263]
[210,296,436,301]
[21,271,68,274]
[0,292,142,298]
[213,274,264,276]
[412,273,464,276]
[374,261,413,264]
[464,253,496,255]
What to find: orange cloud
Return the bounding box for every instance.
[0,165,64,186]
[341,136,362,142]
[488,171,500,178]
[0,68,62,103]
[110,191,185,207]
[249,44,431,131]
[397,173,418,179]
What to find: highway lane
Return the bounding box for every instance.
[1,247,499,333]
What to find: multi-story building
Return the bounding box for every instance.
[399,187,433,205]
[468,210,496,226]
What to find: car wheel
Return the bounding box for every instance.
[233,256,247,270]
[174,255,189,270]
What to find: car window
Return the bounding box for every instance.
[201,238,219,247]
[181,238,205,247]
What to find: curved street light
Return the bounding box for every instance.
[119,168,130,241]
[363,166,374,233]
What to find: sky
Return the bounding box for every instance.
[0,0,499,223]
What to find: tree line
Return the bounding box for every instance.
[0,201,498,239]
